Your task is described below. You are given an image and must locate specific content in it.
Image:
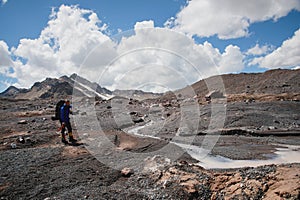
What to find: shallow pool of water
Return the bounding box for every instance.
[126,123,300,169]
[174,142,300,169]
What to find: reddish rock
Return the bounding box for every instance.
[121,168,134,177]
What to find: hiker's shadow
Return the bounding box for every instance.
[69,142,85,146]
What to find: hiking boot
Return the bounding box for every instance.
[68,132,77,143]
[61,138,68,144]
[69,136,77,143]
[61,132,68,144]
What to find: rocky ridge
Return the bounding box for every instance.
[0,74,112,100]
[177,68,300,102]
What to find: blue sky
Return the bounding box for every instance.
[0,0,187,47]
[0,0,300,92]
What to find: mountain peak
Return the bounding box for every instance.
[0,74,113,100]
[0,86,27,98]
[70,73,78,80]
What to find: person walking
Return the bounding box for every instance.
[60,100,77,144]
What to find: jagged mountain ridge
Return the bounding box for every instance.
[1,69,299,100]
[60,74,113,100]
[0,86,28,98]
[0,74,113,100]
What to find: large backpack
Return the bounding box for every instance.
[51,100,65,121]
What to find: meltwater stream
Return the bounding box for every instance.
[127,122,300,169]
[173,142,300,169]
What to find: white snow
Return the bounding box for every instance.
[71,78,114,100]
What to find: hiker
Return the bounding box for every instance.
[60,100,77,144]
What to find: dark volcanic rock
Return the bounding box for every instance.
[0,86,27,98]
[0,74,112,100]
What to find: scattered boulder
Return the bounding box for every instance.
[25,137,32,143]
[133,118,144,123]
[81,112,87,116]
[143,155,171,173]
[205,90,225,101]
[121,168,134,177]
[177,126,197,136]
[11,143,17,149]
[94,101,100,106]
[129,111,138,115]
[268,126,277,130]
[18,136,25,144]
[150,104,159,108]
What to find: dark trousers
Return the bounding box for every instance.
[61,121,72,135]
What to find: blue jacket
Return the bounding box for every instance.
[60,104,72,123]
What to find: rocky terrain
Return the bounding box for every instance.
[0,74,112,100]
[0,69,300,199]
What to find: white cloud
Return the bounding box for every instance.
[0,40,13,67]
[246,44,273,56]
[0,40,16,81]
[250,28,300,69]
[2,6,245,92]
[167,0,300,39]
[134,20,155,30]
[10,5,113,88]
[93,25,244,92]
[1,0,8,5]
[219,45,244,73]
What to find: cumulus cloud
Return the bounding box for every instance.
[250,28,300,69]
[166,0,300,39]
[134,20,155,30]
[246,44,273,56]
[219,45,244,73]
[93,24,244,92]
[0,40,16,81]
[0,40,13,67]
[10,5,113,88]
[2,5,245,92]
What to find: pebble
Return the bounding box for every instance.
[121,168,134,177]
[18,136,25,144]
[18,120,28,124]
[11,143,17,149]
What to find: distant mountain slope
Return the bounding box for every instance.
[0,86,28,98]
[113,89,162,100]
[0,74,113,100]
[1,69,299,100]
[177,69,300,100]
[61,73,113,100]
